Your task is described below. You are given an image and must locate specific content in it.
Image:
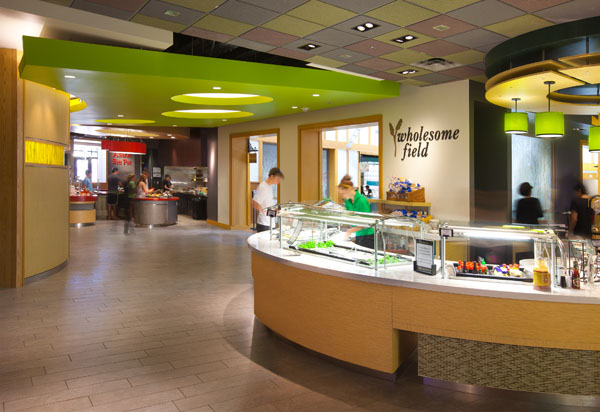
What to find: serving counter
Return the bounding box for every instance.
[248,206,600,398]
[133,197,179,227]
[69,195,97,226]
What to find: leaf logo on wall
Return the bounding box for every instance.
[389,119,402,157]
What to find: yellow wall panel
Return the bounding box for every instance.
[24,166,69,278]
[25,140,64,165]
[24,80,69,145]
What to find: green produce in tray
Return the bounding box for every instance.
[366,255,402,266]
[317,240,335,248]
[298,240,316,249]
[298,240,335,249]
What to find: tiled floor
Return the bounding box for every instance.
[0,216,597,412]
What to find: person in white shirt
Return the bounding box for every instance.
[252,167,284,232]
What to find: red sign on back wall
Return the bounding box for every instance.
[111,153,132,166]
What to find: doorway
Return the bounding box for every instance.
[298,116,382,205]
[229,129,279,230]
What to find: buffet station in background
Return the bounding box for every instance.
[133,192,179,227]
[166,166,208,220]
[69,192,97,227]
[249,202,600,398]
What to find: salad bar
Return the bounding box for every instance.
[133,196,179,227]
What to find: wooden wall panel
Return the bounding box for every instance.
[252,253,413,374]
[24,81,69,145]
[392,287,600,351]
[298,129,320,202]
[230,136,248,229]
[24,166,69,278]
[0,48,22,288]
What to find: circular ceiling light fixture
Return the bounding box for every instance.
[161,109,254,119]
[171,93,273,105]
[95,119,155,124]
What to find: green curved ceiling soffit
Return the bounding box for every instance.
[19,36,400,128]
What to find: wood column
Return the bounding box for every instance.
[0,48,23,288]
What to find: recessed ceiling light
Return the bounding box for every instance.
[171,93,272,105]
[222,119,227,122]
[352,22,379,32]
[164,9,180,17]
[393,35,418,44]
[117,114,124,117]
[433,24,450,31]
[162,109,253,119]
[64,75,76,79]
[299,43,320,50]
[213,86,221,90]
[400,69,417,75]
[170,136,175,139]
[149,136,154,139]
[312,94,320,97]
[291,106,298,109]
[172,124,177,127]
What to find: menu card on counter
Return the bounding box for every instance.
[414,239,436,275]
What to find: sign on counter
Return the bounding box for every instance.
[414,239,436,276]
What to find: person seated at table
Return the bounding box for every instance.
[82,170,94,192]
[136,174,154,198]
[163,175,172,191]
[338,175,375,249]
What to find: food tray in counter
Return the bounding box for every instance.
[289,241,411,268]
[452,263,532,283]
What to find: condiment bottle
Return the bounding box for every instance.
[533,258,551,292]
[572,261,580,290]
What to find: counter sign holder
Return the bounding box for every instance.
[414,239,436,275]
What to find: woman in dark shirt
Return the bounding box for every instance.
[516,182,543,224]
[570,182,592,237]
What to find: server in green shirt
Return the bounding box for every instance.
[338,175,375,249]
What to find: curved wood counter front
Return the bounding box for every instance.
[249,232,600,395]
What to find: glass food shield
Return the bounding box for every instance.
[274,203,424,270]
[439,224,563,285]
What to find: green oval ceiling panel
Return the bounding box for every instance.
[19,36,400,127]
[161,109,254,119]
[171,93,273,105]
[95,119,156,124]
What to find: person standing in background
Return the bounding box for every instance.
[136,174,154,198]
[82,170,94,192]
[338,175,375,248]
[125,173,136,220]
[515,182,544,224]
[570,182,593,238]
[252,167,284,233]
[163,175,172,191]
[107,167,121,220]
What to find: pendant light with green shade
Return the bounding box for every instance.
[535,81,564,139]
[504,97,528,134]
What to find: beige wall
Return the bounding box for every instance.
[218,80,471,225]
[23,80,70,278]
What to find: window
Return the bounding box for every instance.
[73,140,106,183]
[359,127,369,145]
[370,125,379,146]
[324,130,336,141]
[337,129,347,142]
